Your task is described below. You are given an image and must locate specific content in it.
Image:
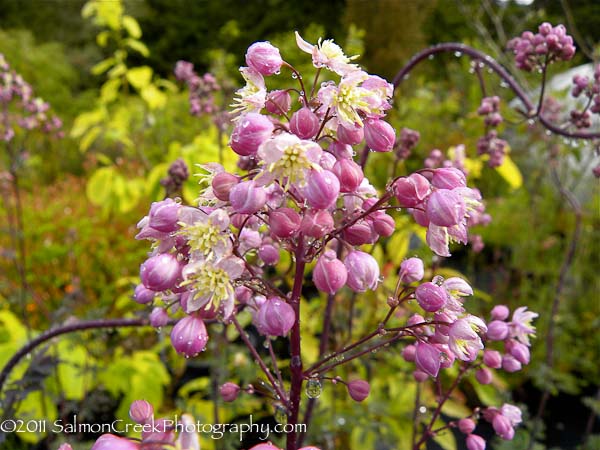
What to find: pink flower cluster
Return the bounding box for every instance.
[568,64,600,129]
[508,22,575,71]
[395,127,420,160]
[476,96,508,168]
[174,60,220,116]
[0,53,63,141]
[457,403,522,449]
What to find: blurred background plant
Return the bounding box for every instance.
[0,0,598,449]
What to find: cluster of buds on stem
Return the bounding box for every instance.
[174,60,221,116]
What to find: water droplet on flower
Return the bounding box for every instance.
[454,51,462,58]
[432,275,445,285]
[274,405,288,424]
[306,379,323,399]
[291,73,298,79]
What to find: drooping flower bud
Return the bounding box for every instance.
[91,435,140,450]
[300,209,334,238]
[332,158,364,193]
[149,307,169,327]
[245,42,283,76]
[229,180,267,214]
[259,244,280,265]
[148,198,180,232]
[343,220,377,246]
[266,90,291,115]
[140,253,181,291]
[415,342,441,377]
[219,382,241,402]
[313,250,347,294]
[255,296,295,336]
[304,169,340,209]
[364,119,395,152]
[492,414,515,440]
[347,379,370,402]
[134,284,155,304]
[402,344,416,362]
[230,113,274,156]
[344,251,380,292]
[415,282,447,312]
[329,141,354,159]
[235,286,253,304]
[289,107,320,139]
[170,315,209,357]
[413,370,429,382]
[141,418,175,448]
[370,212,395,237]
[212,172,240,202]
[475,368,493,385]
[426,189,466,227]
[466,434,486,450]
[486,320,509,341]
[490,305,510,320]
[393,174,430,207]
[337,124,364,145]
[502,354,522,372]
[507,340,530,364]
[458,418,476,434]
[399,257,424,283]
[431,167,467,190]
[269,208,301,238]
[129,400,154,424]
[483,350,502,369]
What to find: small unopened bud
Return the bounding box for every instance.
[426,189,466,227]
[337,124,364,145]
[304,169,340,209]
[399,257,424,283]
[259,244,280,265]
[170,315,209,357]
[230,113,274,156]
[364,119,395,152]
[300,209,334,238]
[343,220,377,246]
[134,284,155,304]
[332,158,364,193]
[393,174,430,207]
[289,107,320,139]
[344,251,380,292]
[245,42,283,76]
[148,198,180,232]
[493,414,515,440]
[415,342,441,377]
[140,253,181,292]
[219,382,241,402]
[229,180,267,214]
[486,320,509,341]
[502,354,522,373]
[466,434,486,450]
[490,305,509,320]
[415,282,447,312]
[313,250,347,294]
[483,350,502,369]
[129,400,154,424]
[269,208,301,239]
[370,212,395,237]
[149,307,169,327]
[255,297,295,336]
[431,167,466,190]
[475,368,493,385]
[347,380,370,402]
[458,418,476,434]
[212,172,239,202]
[266,90,291,115]
[402,344,417,362]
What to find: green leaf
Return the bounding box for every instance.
[387,228,410,265]
[126,66,153,90]
[122,15,142,38]
[495,151,523,190]
[86,167,116,205]
[91,57,116,75]
[96,30,111,47]
[140,84,167,110]
[56,340,90,400]
[125,38,150,57]
[433,428,457,450]
[100,77,121,103]
[71,108,105,138]
[15,391,57,443]
[79,125,102,152]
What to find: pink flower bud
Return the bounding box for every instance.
[466,434,486,450]
[415,342,441,377]
[235,286,253,304]
[259,244,280,265]
[91,435,140,450]
[170,314,209,357]
[508,341,530,364]
[337,124,364,145]
[134,284,155,304]
[415,282,447,312]
[212,172,239,202]
[266,90,291,115]
[491,305,509,320]
[304,169,340,209]
[493,414,515,440]
[483,350,502,369]
[426,189,466,227]
[249,444,281,450]
[486,320,509,341]
[230,113,274,156]
[364,119,395,152]
[394,174,430,207]
[255,296,295,336]
[245,42,283,76]
[219,382,241,402]
[229,180,267,214]
[413,370,429,382]
[140,253,181,291]
[129,400,154,424]
[475,368,493,385]
[431,167,466,190]
[269,208,301,238]
[347,379,370,402]
[142,417,175,447]
[58,445,73,450]
[149,307,169,327]
[370,212,395,237]
[344,251,380,292]
[442,277,473,297]
[402,344,417,362]
[300,209,334,238]
[289,107,320,139]
[148,198,180,232]
[332,158,364,193]
[399,257,424,283]
[343,220,377,246]
[329,141,354,159]
[502,354,522,372]
[458,418,476,434]
[313,250,348,294]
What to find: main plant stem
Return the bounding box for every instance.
[286,236,306,450]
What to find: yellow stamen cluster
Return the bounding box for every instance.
[179,221,226,257]
[269,144,314,186]
[183,264,230,305]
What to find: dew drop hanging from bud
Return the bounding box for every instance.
[274,405,288,424]
[306,378,323,399]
